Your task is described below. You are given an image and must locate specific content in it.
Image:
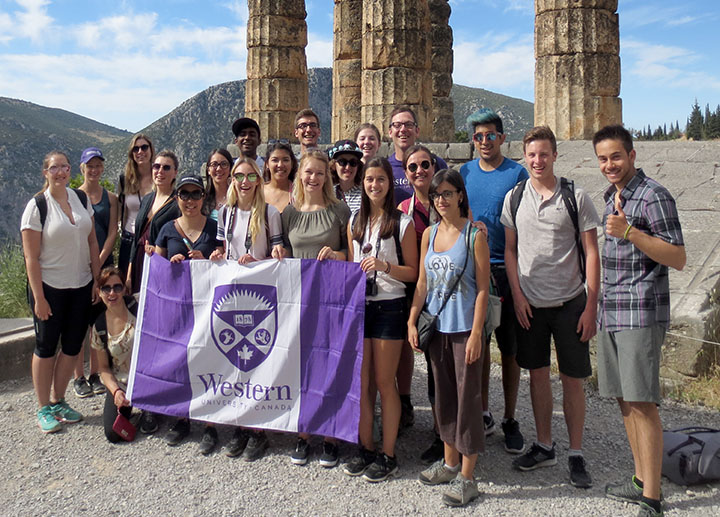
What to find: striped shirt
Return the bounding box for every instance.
[599,168,684,332]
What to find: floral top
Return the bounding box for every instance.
[91,310,136,385]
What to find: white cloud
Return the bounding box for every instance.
[452,35,534,92]
[14,0,53,43]
[306,32,332,68]
[622,6,701,28]
[223,0,248,23]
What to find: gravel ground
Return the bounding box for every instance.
[2,357,719,516]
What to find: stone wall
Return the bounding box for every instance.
[331,0,363,141]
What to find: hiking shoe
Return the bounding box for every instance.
[344,447,376,476]
[139,411,158,434]
[442,474,480,507]
[363,453,398,482]
[73,377,93,398]
[242,431,269,462]
[291,438,310,465]
[419,460,459,486]
[226,428,250,457]
[501,418,524,454]
[88,373,106,395]
[605,477,643,504]
[568,456,593,488]
[50,399,82,423]
[637,501,664,517]
[37,405,61,433]
[420,436,445,464]
[512,442,557,471]
[319,440,339,468]
[165,419,190,446]
[483,412,496,436]
[400,397,415,428]
[198,426,218,455]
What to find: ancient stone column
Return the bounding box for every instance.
[534,0,622,140]
[361,0,433,142]
[245,0,309,142]
[332,0,363,141]
[429,0,454,142]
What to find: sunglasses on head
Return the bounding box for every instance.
[234,172,259,183]
[472,132,498,142]
[152,163,173,171]
[177,189,204,201]
[132,144,150,153]
[100,283,124,294]
[407,160,431,173]
[337,158,359,168]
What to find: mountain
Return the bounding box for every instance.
[0,97,131,242]
[1,68,533,242]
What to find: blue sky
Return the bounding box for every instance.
[0,0,717,135]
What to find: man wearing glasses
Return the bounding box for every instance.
[232,118,264,169]
[294,108,322,156]
[459,108,528,456]
[387,105,447,204]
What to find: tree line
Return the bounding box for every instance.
[633,100,720,141]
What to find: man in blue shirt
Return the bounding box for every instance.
[459,108,527,455]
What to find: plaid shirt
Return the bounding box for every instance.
[599,168,684,332]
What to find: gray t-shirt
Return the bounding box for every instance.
[281,202,351,259]
[500,178,600,308]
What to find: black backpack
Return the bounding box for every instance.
[509,177,586,282]
[662,427,720,485]
[93,295,139,369]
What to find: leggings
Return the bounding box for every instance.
[103,390,133,443]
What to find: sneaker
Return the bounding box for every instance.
[139,411,158,434]
[88,373,106,395]
[319,440,339,468]
[420,436,445,464]
[637,501,664,517]
[512,442,557,471]
[50,399,82,423]
[291,438,310,466]
[568,456,593,488]
[344,447,376,476]
[37,405,61,433]
[400,397,415,428]
[483,413,496,436]
[419,460,459,486]
[73,377,93,398]
[242,431,269,462]
[501,418,524,454]
[198,426,218,455]
[362,453,398,482]
[442,474,480,507]
[605,477,643,504]
[226,428,250,457]
[165,419,190,446]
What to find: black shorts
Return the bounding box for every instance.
[30,281,93,359]
[515,292,591,379]
[364,298,406,340]
[491,265,517,356]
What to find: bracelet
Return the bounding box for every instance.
[113,387,124,398]
[384,261,391,274]
[623,224,632,240]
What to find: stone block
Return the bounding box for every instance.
[431,25,453,49]
[361,68,432,106]
[246,110,301,142]
[431,47,454,75]
[246,47,308,79]
[535,54,620,97]
[432,72,453,97]
[428,0,451,22]
[425,142,449,159]
[333,0,363,59]
[362,29,431,70]
[536,8,619,56]
[362,0,430,32]
[446,143,473,161]
[333,59,362,88]
[333,85,362,108]
[431,112,455,143]
[245,78,309,112]
[332,106,363,141]
[248,0,307,18]
[536,0,618,13]
[247,15,307,48]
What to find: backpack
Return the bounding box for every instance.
[93,295,139,369]
[509,177,586,282]
[662,427,720,485]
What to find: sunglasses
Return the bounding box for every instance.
[472,132,498,142]
[429,190,459,201]
[337,158,359,168]
[177,189,204,201]
[100,283,124,294]
[407,160,431,173]
[152,163,173,171]
[132,144,150,153]
[234,172,259,183]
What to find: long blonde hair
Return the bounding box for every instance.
[124,133,155,195]
[36,150,70,195]
[226,157,266,246]
[293,151,339,208]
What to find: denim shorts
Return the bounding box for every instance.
[364,297,406,340]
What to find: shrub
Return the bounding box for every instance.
[0,241,31,318]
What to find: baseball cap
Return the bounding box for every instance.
[80,147,104,164]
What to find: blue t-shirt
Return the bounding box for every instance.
[156,217,221,260]
[460,157,528,264]
[389,152,448,205]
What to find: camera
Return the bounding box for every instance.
[366,277,378,296]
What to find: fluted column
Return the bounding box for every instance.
[245,0,309,142]
[429,0,454,142]
[534,0,622,139]
[332,0,363,141]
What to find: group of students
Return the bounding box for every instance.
[21,106,684,515]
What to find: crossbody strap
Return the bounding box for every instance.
[433,223,472,317]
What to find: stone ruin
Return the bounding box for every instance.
[244,0,622,142]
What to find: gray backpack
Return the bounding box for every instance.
[662,426,720,485]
